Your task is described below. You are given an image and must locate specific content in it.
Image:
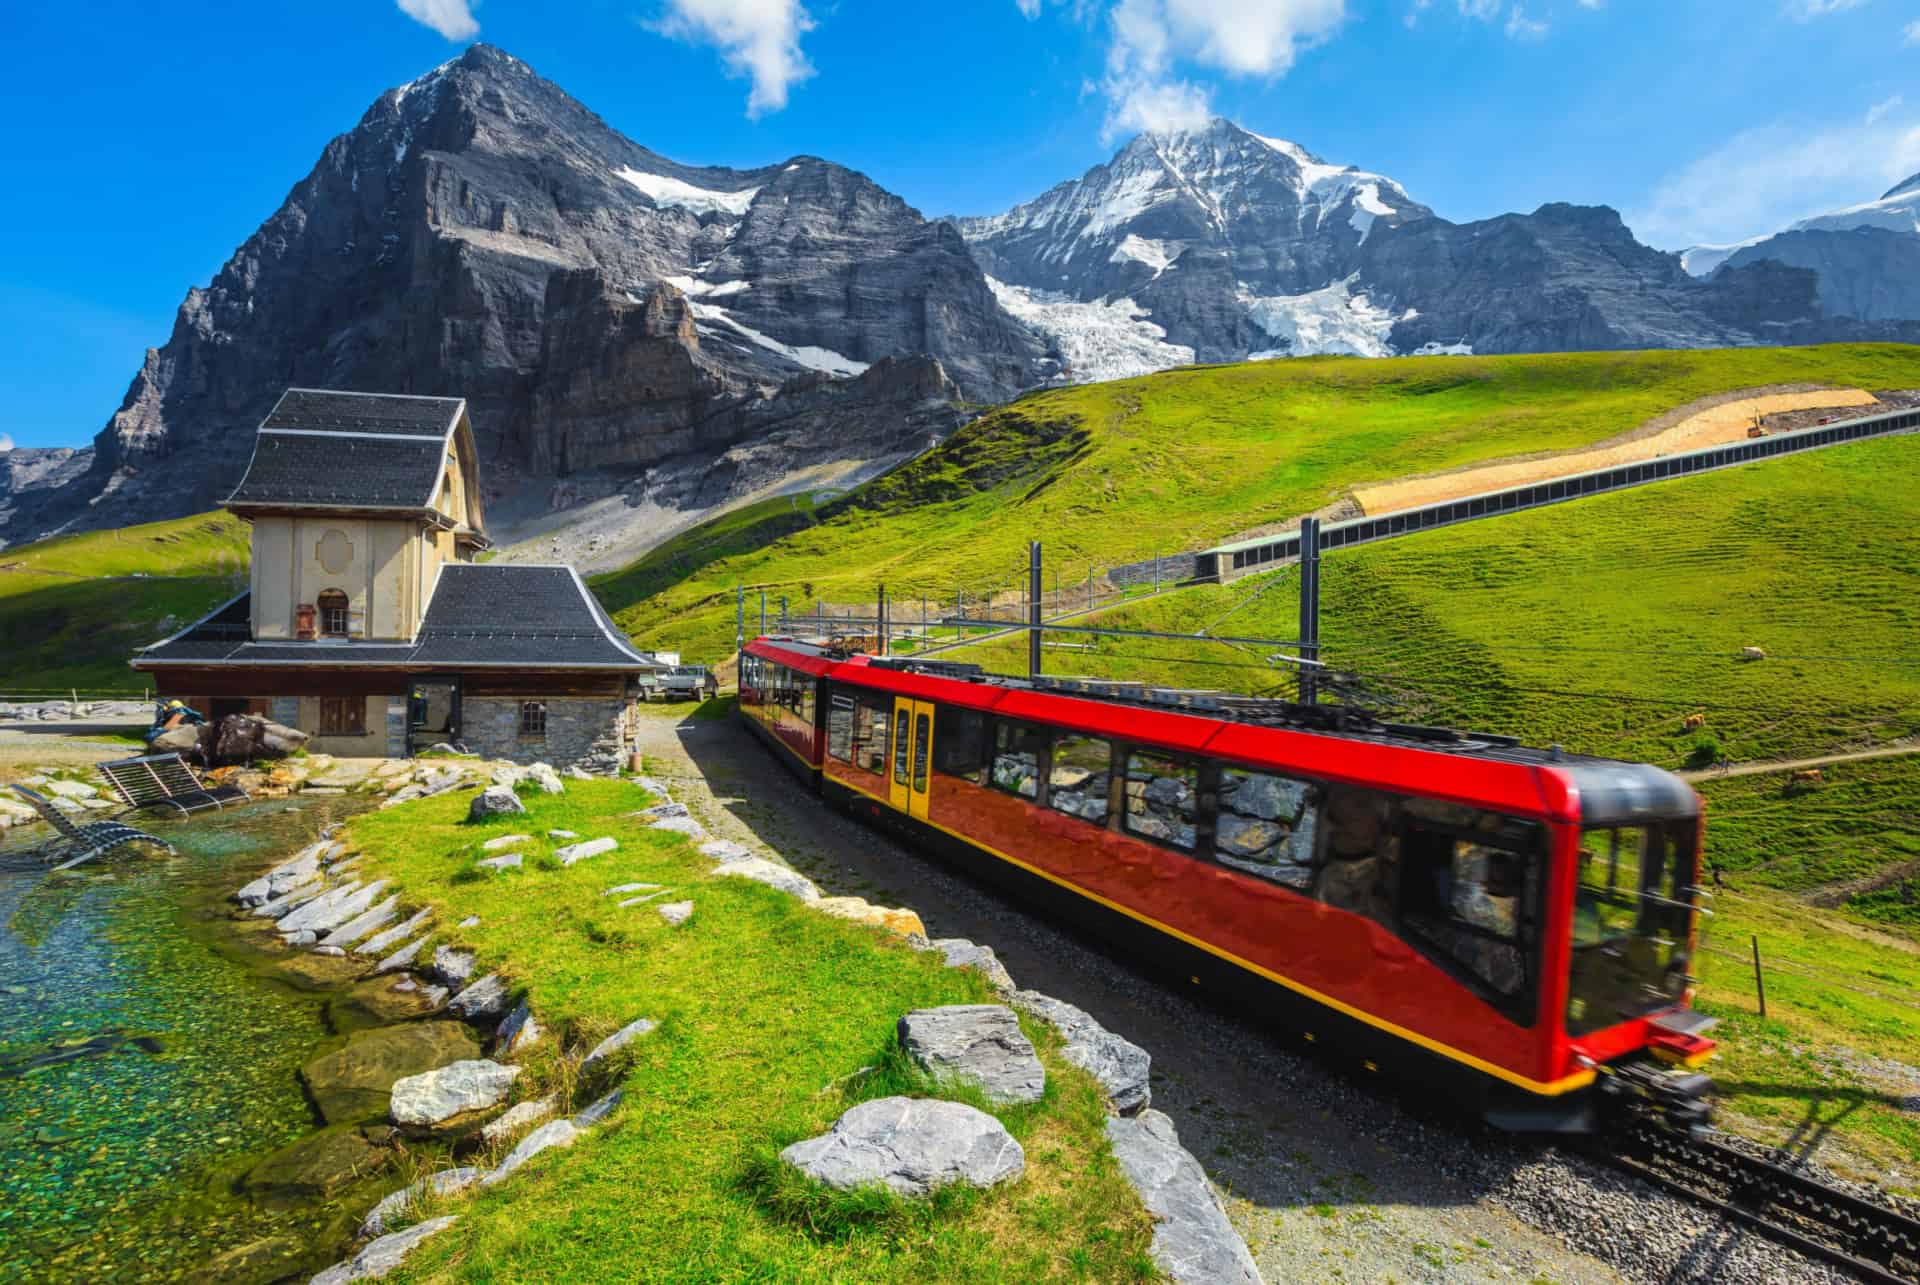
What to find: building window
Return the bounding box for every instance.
[319,697,365,736]
[519,701,547,738]
[317,589,350,637]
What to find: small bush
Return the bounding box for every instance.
[1686,733,1722,769]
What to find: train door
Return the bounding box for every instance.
[887,697,934,821]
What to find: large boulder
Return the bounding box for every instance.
[1104,1110,1263,1285]
[389,1059,521,1128]
[1012,990,1151,1115]
[524,762,565,794]
[428,946,476,988]
[310,1216,459,1285]
[898,1005,1045,1106]
[299,1022,482,1124]
[203,714,309,766]
[241,1126,389,1206]
[780,1097,1024,1197]
[467,787,526,822]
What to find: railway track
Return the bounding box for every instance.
[1600,1119,1920,1283]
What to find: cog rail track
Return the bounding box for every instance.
[1601,1120,1920,1283]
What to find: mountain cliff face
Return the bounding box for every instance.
[2,44,1044,549]
[956,118,1916,381]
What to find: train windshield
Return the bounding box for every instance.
[1566,822,1697,1036]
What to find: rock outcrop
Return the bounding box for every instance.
[1104,1110,1263,1285]
[780,1097,1025,1197]
[898,1005,1046,1106]
[2,44,1041,549]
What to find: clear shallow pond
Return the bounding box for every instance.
[0,796,367,1283]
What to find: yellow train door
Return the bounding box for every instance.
[887,697,935,821]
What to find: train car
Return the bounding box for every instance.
[738,636,1716,1132]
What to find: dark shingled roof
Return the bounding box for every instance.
[225,388,466,511]
[262,389,463,437]
[226,433,445,509]
[134,566,660,672]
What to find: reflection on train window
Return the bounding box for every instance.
[826,694,855,763]
[850,696,892,776]
[1047,734,1112,823]
[1317,785,1401,924]
[1568,825,1691,1035]
[1216,765,1319,887]
[893,709,912,786]
[1400,817,1540,1019]
[1123,751,1197,851]
[933,707,988,780]
[989,721,1046,799]
[913,714,931,793]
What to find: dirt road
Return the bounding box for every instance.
[1680,742,1920,783]
[631,705,1843,1285]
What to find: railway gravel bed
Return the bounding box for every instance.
[634,707,1852,1284]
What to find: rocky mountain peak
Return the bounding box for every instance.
[0,45,1043,550]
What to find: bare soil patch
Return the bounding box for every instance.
[1352,385,1881,516]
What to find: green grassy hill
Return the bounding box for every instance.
[940,428,1920,770]
[595,344,1920,661]
[0,512,248,693]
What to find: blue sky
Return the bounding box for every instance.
[2,0,1916,450]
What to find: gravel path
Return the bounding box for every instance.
[634,709,1847,1285]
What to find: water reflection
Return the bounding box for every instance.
[0,795,366,1283]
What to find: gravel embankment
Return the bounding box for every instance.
[634,709,1853,1284]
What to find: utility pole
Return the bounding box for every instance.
[735,584,744,656]
[758,589,766,639]
[1028,541,1043,679]
[1298,518,1322,704]
[1088,565,1094,610]
[780,597,788,632]
[877,583,887,656]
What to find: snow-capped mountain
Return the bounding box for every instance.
[956,118,1877,383]
[955,118,1433,376]
[2,45,1046,546]
[1682,173,1920,321]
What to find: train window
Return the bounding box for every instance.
[851,695,892,775]
[796,675,816,726]
[913,713,931,793]
[1047,735,1112,823]
[1123,751,1198,851]
[1399,812,1543,1022]
[1567,825,1691,1035]
[826,693,855,762]
[989,721,1046,799]
[893,709,912,786]
[1215,766,1319,888]
[933,707,989,780]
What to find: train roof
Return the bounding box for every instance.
[745,636,1698,826]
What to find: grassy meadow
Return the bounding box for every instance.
[0,511,247,692]
[343,780,1157,1283]
[596,344,1920,662]
[941,428,1920,769]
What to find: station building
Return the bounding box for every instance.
[132,388,664,763]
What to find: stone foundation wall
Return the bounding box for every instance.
[462,696,628,769]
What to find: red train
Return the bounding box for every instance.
[739,636,1717,1131]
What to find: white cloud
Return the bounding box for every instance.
[1905,18,1920,43]
[396,0,478,41]
[0,434,14,453]
[654,0,815,118]
[1868,95,1905,125]
[1098,0,1346,138]
[1504,4,1548,38]
[1015,0,1043,14]
[1782,0,1863,17]
[1629,111,1920,249]
[1457,0,1502,16]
